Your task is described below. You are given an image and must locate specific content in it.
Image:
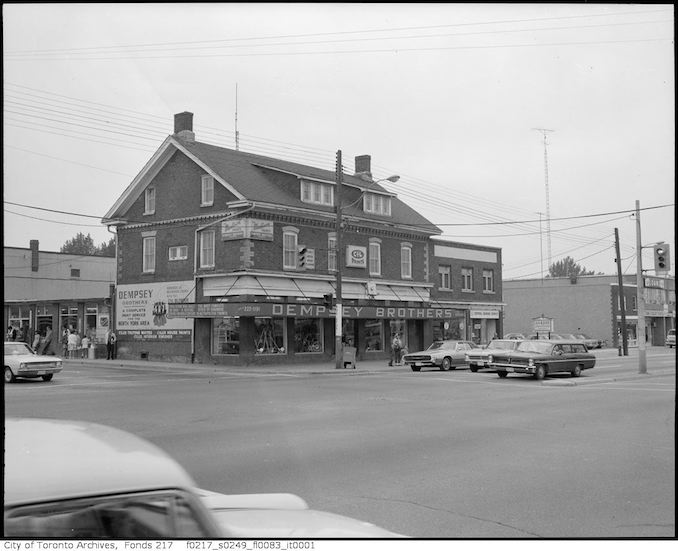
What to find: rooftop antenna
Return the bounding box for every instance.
[235,83,240,151]
[533,128,554,270]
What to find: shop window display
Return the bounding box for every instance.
[432,310,466,341]
[389,319,407,351]
[364,319,383,352]
[214,318,240,355]
[254,317,286,354]
[294,318,322,353]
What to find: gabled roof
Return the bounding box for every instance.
[103,136,440,235]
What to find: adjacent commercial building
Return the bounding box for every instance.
[102,112,504,365]
[503,274,675,347]
[3,240,116,354]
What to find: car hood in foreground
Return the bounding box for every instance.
[198,490,403,538]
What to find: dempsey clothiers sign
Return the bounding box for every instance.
[169,302,457,319]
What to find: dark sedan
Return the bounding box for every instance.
[487,340,595,380]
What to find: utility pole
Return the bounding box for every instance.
[235,83,240,151]
[614,227,628,355]
[533,128,554,269]
[334,150,344,369]
[635,200,647,374]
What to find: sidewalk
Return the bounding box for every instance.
[63,346,675,384]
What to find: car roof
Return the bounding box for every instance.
[4,418,197,507]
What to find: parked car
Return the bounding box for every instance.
[574,333,603,349]
[487,340,596,380]
[503,333,526,340]
[465,339,522,372]
[4,418,403,538]
[4,341,63,383]
[667,329,676,348]
[402,340,477,372]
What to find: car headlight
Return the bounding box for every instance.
[487,355,493,363]
[465,354,469,362]
[56,361,62,367]
[528,359,534,367]
[19,363,27,370]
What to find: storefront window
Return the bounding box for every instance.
[8,305,30,340]
[294,318,322,353]
[85,304,98,342]
[364,319,383,352]
[432,310,466,340]
[213,318,240,355]
[342,319,356,347]
[254,317,286,354]
[60,305,79,334]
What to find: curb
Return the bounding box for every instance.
[541,369,675,386]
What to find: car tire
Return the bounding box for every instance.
[497,370,508,378]
[534,364,547,380]
[4,367,16,383]
[440,357,451,371]
[411,366,421,372]
[470,366,478,373]
[571,365,582,378]
[42,374,54,381]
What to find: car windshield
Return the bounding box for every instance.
[4,343,33,355]
[560,334,577,340]
[487,341,516,350]
[516,341,553,354]
[427,341,456,350]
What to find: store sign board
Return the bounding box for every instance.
[470,309,500,319]
[221,218,274,241]
[169,302,457,320]
[117,281,194,341]
[532,316,554,332]
[345,245,367,268]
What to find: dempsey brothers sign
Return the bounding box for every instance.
[168,302,458,320]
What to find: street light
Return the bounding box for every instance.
[334,157,399,368]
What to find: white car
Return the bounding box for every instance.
[4,418,403,538]
[4,341,63,383]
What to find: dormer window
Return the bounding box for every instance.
[300,180,334,207]
[144,187,156,215]
[363,193,391,216]
[201,175,214,206]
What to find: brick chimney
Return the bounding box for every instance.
[354,155,372,180]
[30,240,39,272]
[174,112,195,142]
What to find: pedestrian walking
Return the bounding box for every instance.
[40,326,53,355]
[67,331,78,359]
[106,329,117,360]
[80,334,89,359]
[389,333,402,366]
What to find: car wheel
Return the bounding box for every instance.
[4,367,16,383]
[42,374,54,381]
[440,357,451,371]
[571,365,582,378]
[497,370,508,378]
[470,366,478,373]
[534,364,547,380]
[411,366,421,372]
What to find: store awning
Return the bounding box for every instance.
[202,275,430,302]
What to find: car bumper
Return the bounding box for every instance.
[402,359,439,367]
[491,364,534,374]
[15,367,62,378]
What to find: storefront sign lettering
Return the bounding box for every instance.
[169,302,456,319]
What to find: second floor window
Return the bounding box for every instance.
[369,241,381,276]
[283,230,299,270]
[169,245,188,261]
[300,181,334,206]
[483,269,495,292]
[327,234,337,272]
[144,187,156,214]
[462,267,474,291]
[142,236,156,273]
[439,266,451,290]
[200,231,215,268]
[201,175,214,206]
[401,244,412,279]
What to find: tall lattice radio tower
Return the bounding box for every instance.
[533,128,554,270]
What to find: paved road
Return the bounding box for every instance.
[4,347,675,538]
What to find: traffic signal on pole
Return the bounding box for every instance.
[298,246,307,269]
[323,293,334,308]
[653,244,670,272]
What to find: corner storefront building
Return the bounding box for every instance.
[103,112,503,365]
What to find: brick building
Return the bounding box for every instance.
[102,112,503,365]
[503,274,675,347]
[4,241,116,355]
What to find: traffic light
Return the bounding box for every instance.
[653,244,670,273]
[323,293,334,308]
[298,246,307,269]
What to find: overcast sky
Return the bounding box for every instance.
[3,3,674,279]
